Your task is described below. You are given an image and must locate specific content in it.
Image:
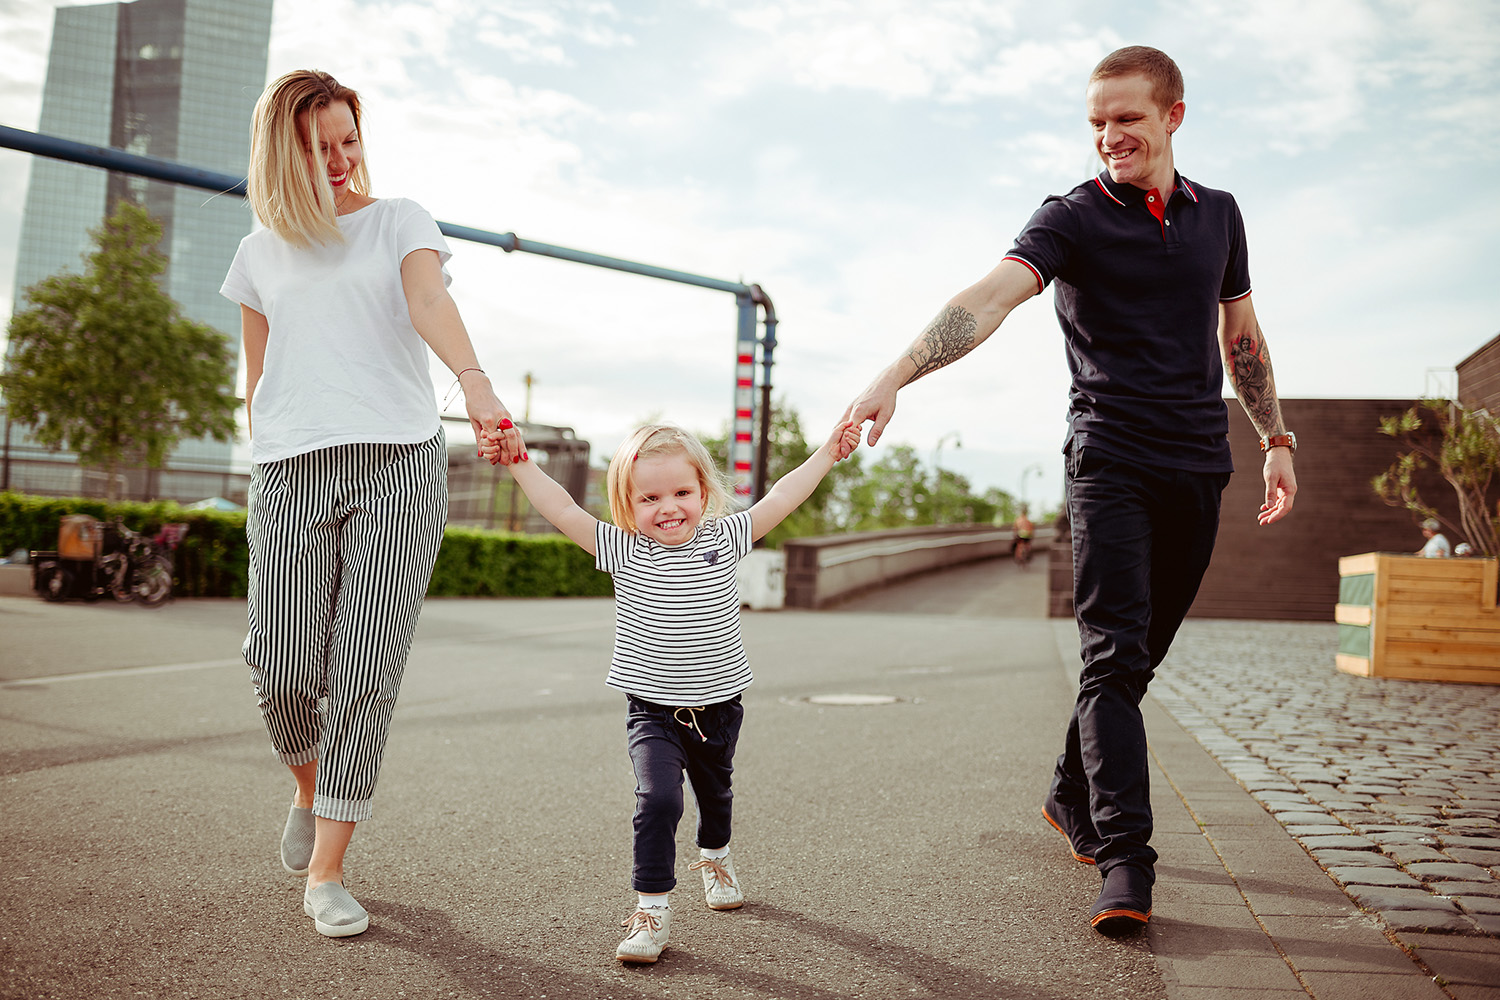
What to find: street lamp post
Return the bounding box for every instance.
[1018,463,1043,509]
[933,431,961,525]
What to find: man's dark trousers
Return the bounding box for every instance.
[1051,444,1231,876]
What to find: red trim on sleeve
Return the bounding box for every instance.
[1220,287,1253,303]
[1004,254,1045,295]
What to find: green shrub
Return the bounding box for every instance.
[0,491,249,597]
[429,527,612,597]
[0,492,610,599]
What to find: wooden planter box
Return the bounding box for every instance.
[1336,552,1500,684]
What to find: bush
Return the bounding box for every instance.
[429,527,612,598]
[0,491,610,599]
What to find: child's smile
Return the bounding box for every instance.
[630,453,706,546]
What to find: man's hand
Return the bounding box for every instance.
[1258,448,1297,525]
[841,369,902,452]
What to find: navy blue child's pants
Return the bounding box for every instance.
[625,694,743,894]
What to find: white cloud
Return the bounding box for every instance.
[2,0,1497,501]
[700,0,1024,100]
[473,1,634,66]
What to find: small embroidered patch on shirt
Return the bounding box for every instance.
[702,551,719,565]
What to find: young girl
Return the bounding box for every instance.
[487,420,859,962]
[220,70,522,938]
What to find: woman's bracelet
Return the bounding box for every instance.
[442,368,487,410]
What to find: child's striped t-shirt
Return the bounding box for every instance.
[595,510,755,705]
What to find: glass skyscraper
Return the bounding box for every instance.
[8,0,272,495]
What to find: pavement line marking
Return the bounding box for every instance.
[2,658,245,687]
[2,623,609,687]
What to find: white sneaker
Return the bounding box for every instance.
[615,907,670,963]
[689,852,744,910]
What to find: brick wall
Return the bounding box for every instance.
[1458,332,1500,413]
[1047,398,1462,622]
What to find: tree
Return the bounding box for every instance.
[1373,398,1500,557]
[1,200,238,500]
[703,400,858,547]
[704,399,1026,539]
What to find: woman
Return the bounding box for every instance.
[220,69,522,937]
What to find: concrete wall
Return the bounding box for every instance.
[783,524,1037,608]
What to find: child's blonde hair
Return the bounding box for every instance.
[607,424,735,534]
[247,69,372,248]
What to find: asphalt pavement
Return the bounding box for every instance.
[0,554,1495,1000]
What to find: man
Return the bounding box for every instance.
[842,46,1297,934]
[1012,504,1035,565]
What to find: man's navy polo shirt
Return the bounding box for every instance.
[1005,170,1251,473]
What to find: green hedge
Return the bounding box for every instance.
[0,491,611,599]
[0,491,250,597]
[429,527,612,598]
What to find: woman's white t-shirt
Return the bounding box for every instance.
[219,197,452,464]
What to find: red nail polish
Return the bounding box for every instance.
[500,418,513,429]
[522,452,529,462]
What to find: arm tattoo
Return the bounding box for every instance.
[903,305,979,386]
[1225,321,1285,436]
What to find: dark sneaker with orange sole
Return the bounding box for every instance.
[1041,791,1103,865]
[1090,865,1152,935]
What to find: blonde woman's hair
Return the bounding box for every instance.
[247,69,371,247]
[606,424,736,534]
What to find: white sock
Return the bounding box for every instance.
[700,845,730,860]
[637,892,670,910]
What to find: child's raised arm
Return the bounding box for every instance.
[489,430,600,555]
[746,420,860,542]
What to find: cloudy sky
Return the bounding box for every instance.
[2,0,1498,507]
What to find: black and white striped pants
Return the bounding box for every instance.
[243,432,448,823]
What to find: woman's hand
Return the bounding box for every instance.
[461,370,523,465]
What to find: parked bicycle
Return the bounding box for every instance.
[31,516,187,607]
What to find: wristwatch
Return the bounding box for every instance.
[1259,432,1296,453]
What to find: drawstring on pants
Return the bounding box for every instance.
[673,706,708,742]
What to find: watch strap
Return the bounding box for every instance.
[1259,432,1296,453]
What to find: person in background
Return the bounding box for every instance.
[1418,519,1452,558]
[1012,504,1036,566]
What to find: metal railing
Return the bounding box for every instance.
[0,124,779,499]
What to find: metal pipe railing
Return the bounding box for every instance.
[0,124,780,499]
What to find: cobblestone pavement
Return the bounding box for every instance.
[1152,620,1500,941]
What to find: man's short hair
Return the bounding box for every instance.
[1090,46,1184,111]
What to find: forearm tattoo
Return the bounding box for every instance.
[1226,322,1284,435]
[903,305,979,386]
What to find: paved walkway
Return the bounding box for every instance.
[2,554,1498,999]
[1151,619,1500,995]
[841,556,1500,999]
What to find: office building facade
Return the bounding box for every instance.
[7,0,271,499]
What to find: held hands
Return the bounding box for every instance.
[1257,448,1297,526]
[827,419,862,462]
[839,369,901,456]
[459,370,524,466]
[479,421,529,466]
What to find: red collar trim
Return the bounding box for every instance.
[1094,170,1195,206]
[1092,175,1127,207]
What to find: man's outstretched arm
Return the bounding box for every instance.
[1219,294,1297,525]
[841,258,1040,450]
